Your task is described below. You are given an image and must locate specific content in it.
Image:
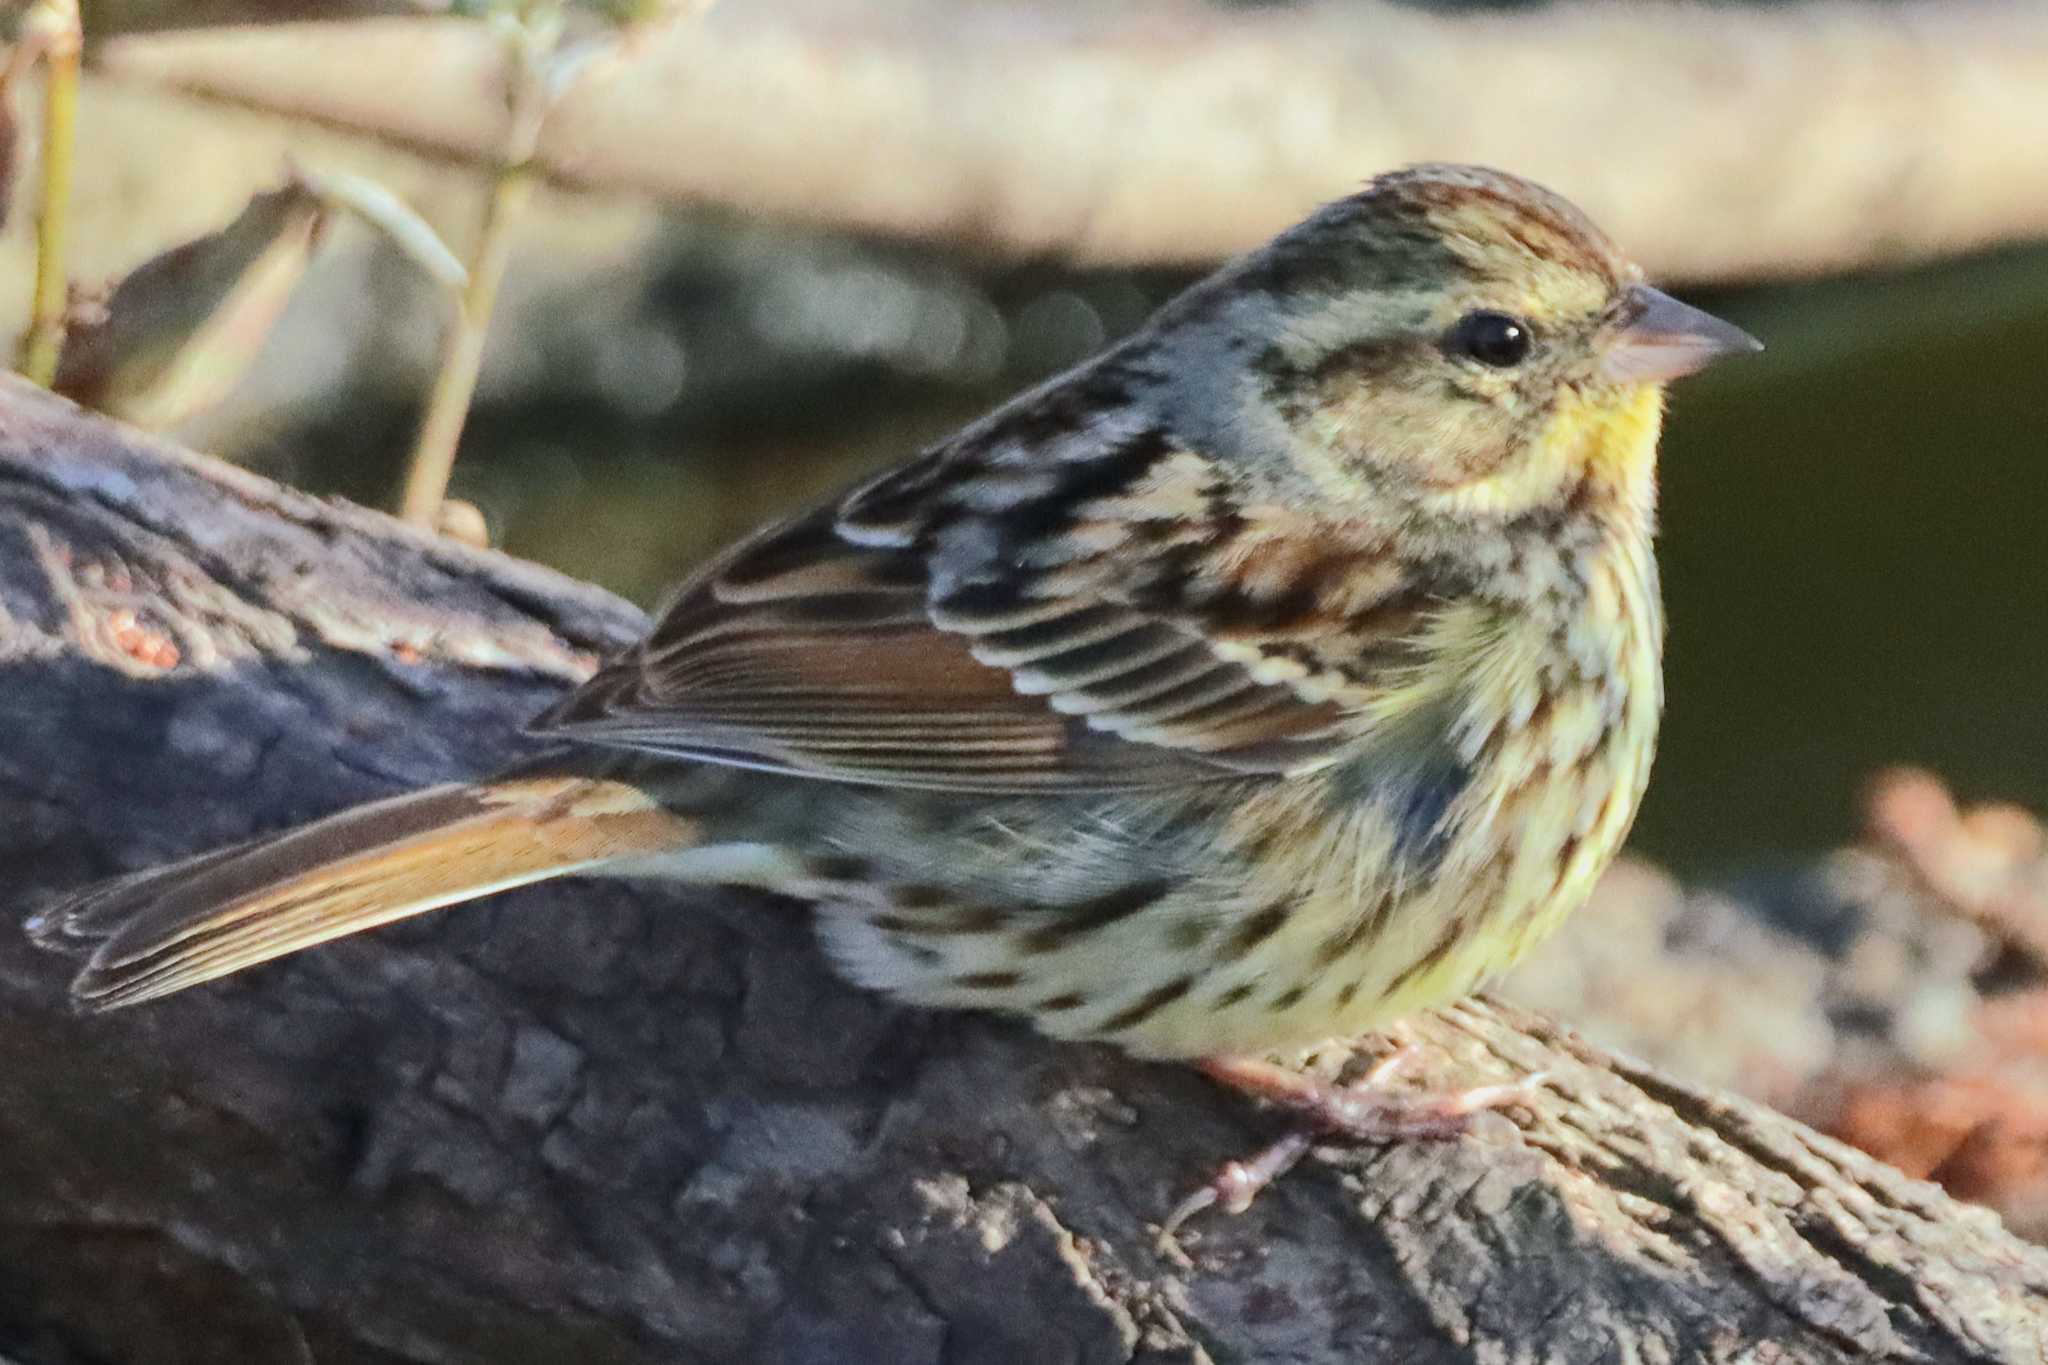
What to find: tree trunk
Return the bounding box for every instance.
[0,376,2043,1365]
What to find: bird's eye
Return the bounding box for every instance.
[1445,311,1533,368]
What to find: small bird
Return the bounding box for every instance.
[31,165,1756,1209]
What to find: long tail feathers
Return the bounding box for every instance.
[28,774,699,1011]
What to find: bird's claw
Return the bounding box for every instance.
[1157,1129,1315,1249]
[1160,1054,1548,1245]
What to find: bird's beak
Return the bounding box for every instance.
[1601,284,1762,384]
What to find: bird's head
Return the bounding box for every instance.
[1149,163,1759,534]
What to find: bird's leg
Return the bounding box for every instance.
[1159,1048,1543,1241]
[1202,1051,1541,1138]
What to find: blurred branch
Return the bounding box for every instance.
[91,0,2048,282]
[15,0,81,385]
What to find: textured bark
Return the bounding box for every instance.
[0,376,2045,1365]
[94,1,2048,284]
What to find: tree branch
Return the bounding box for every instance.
[91,1,2048,283]
[1,377,2044,1363]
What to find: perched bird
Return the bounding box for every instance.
[31,165,1757,1199]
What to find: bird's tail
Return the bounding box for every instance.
[28,771,701,1011]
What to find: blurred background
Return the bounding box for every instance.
[4,0,2048,1236]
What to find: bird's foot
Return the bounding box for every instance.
[1158,1048,1544,1244]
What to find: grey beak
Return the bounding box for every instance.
[1601,284,1762,384]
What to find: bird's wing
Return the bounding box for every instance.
[534,397,1446,793]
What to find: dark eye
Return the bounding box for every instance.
[1445,311,1533,367]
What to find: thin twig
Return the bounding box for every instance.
[290,160,468,292]
[398,4,559,528]
[16,0,81,387]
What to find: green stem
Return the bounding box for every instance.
[398,1,561,528]
[398,160,534,527]
[19,17,79,387]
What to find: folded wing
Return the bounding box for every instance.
[536,402,1435,793]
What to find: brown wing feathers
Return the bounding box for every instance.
[537,419,1368,786]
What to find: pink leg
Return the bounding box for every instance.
[1160,1049,1545,1241]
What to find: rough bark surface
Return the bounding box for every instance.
[0,376,2044,1364]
